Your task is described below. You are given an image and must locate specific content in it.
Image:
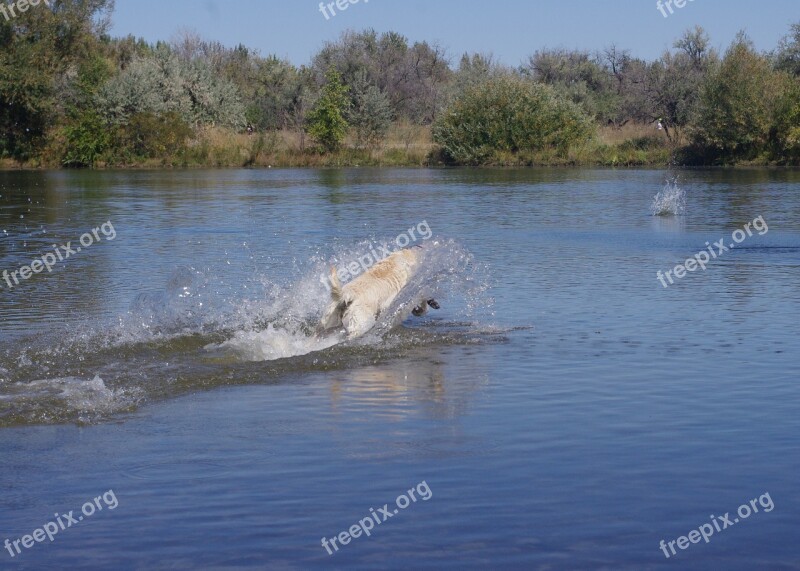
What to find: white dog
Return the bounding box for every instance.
[318,247,439,339]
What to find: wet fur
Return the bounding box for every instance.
[319,248,438,339]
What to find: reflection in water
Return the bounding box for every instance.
[325,345,494,461]
[0,168,798,569]
[328,347,488,422]
[651,213,686,234]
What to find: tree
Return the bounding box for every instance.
[452,53,505,93]
[348,71,392,149]
[692,34,780,161]
[674,25,714,69]
[433,76,594,164]
[768,75,800,162]
[245,56,300,130]
[97,45,246,128]
[310,30,449,124]
[775,22,800,76]
[624,28,717,142]
[307,68,349,152]
[286,66,315,152]
[0,0,115,159]
[521,48,622,125]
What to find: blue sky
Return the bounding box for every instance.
[111,0,799,65]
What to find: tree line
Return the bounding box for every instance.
[1,0,798,167]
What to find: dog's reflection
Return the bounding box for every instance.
[327,348,487,421]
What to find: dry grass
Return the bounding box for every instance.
[599,123,660,145]
[5,122,680,169]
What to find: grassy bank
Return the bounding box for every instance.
[2,123,685,170]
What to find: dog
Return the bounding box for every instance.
[318,247,440,339]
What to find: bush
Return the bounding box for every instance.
[348,71,392,149]
[769,76,800,163]
[115,111,192,163]
[307,68,349,153]
[432,77,595,165]
[97,46,246,129]
[691,35,779,162]
[63,112,113,167]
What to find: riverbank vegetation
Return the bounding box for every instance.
[1,1,798,168]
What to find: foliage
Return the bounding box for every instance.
[307,68,350,153]
[116,111,192,161]
[769,76,800,162]
[98,45,245,129]
[522,48,621,125]
[311,29,450,123]
[0,0,114,159]
[2,6,800,167]
[433,77,595,165]
[348,71,392,148]
[775,23,800,76]
[63,112,113,167]
[691,34,782,162]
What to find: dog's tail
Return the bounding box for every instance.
[329,265,342,301]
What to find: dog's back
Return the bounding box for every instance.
[320,249,420,338]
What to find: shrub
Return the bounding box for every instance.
[117,111,192,161]
[348,71,392,149]
[63,112,113,167]
[432,77,595,165]
[98,46,246,129]
[769,76,800,163]
[307,68,350,153]
[691,35,779,162]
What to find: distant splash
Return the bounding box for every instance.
[651,177,686,216]
[0,238,496,426]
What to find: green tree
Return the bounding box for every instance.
[63,111,113,167]
[307,68,349,152]
[0,0,114,160]
[626,27,717,142]
[692,34,780,162]
[769,76,800,163]
[311,30,449,124]
[433,76,594,165]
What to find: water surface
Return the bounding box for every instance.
[1,168,798,569]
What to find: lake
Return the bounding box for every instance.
[1,168,798,569]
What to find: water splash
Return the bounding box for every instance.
[0,375,142,425]
[205,238,492,362]
[0,238,495,425]
[651,177,686,216]
[205,324,343,362]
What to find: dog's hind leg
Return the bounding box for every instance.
[412,299,440,317]
[342,305,376,339]
[318,300,348,334]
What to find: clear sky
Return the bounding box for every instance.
[110,0,799,65]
